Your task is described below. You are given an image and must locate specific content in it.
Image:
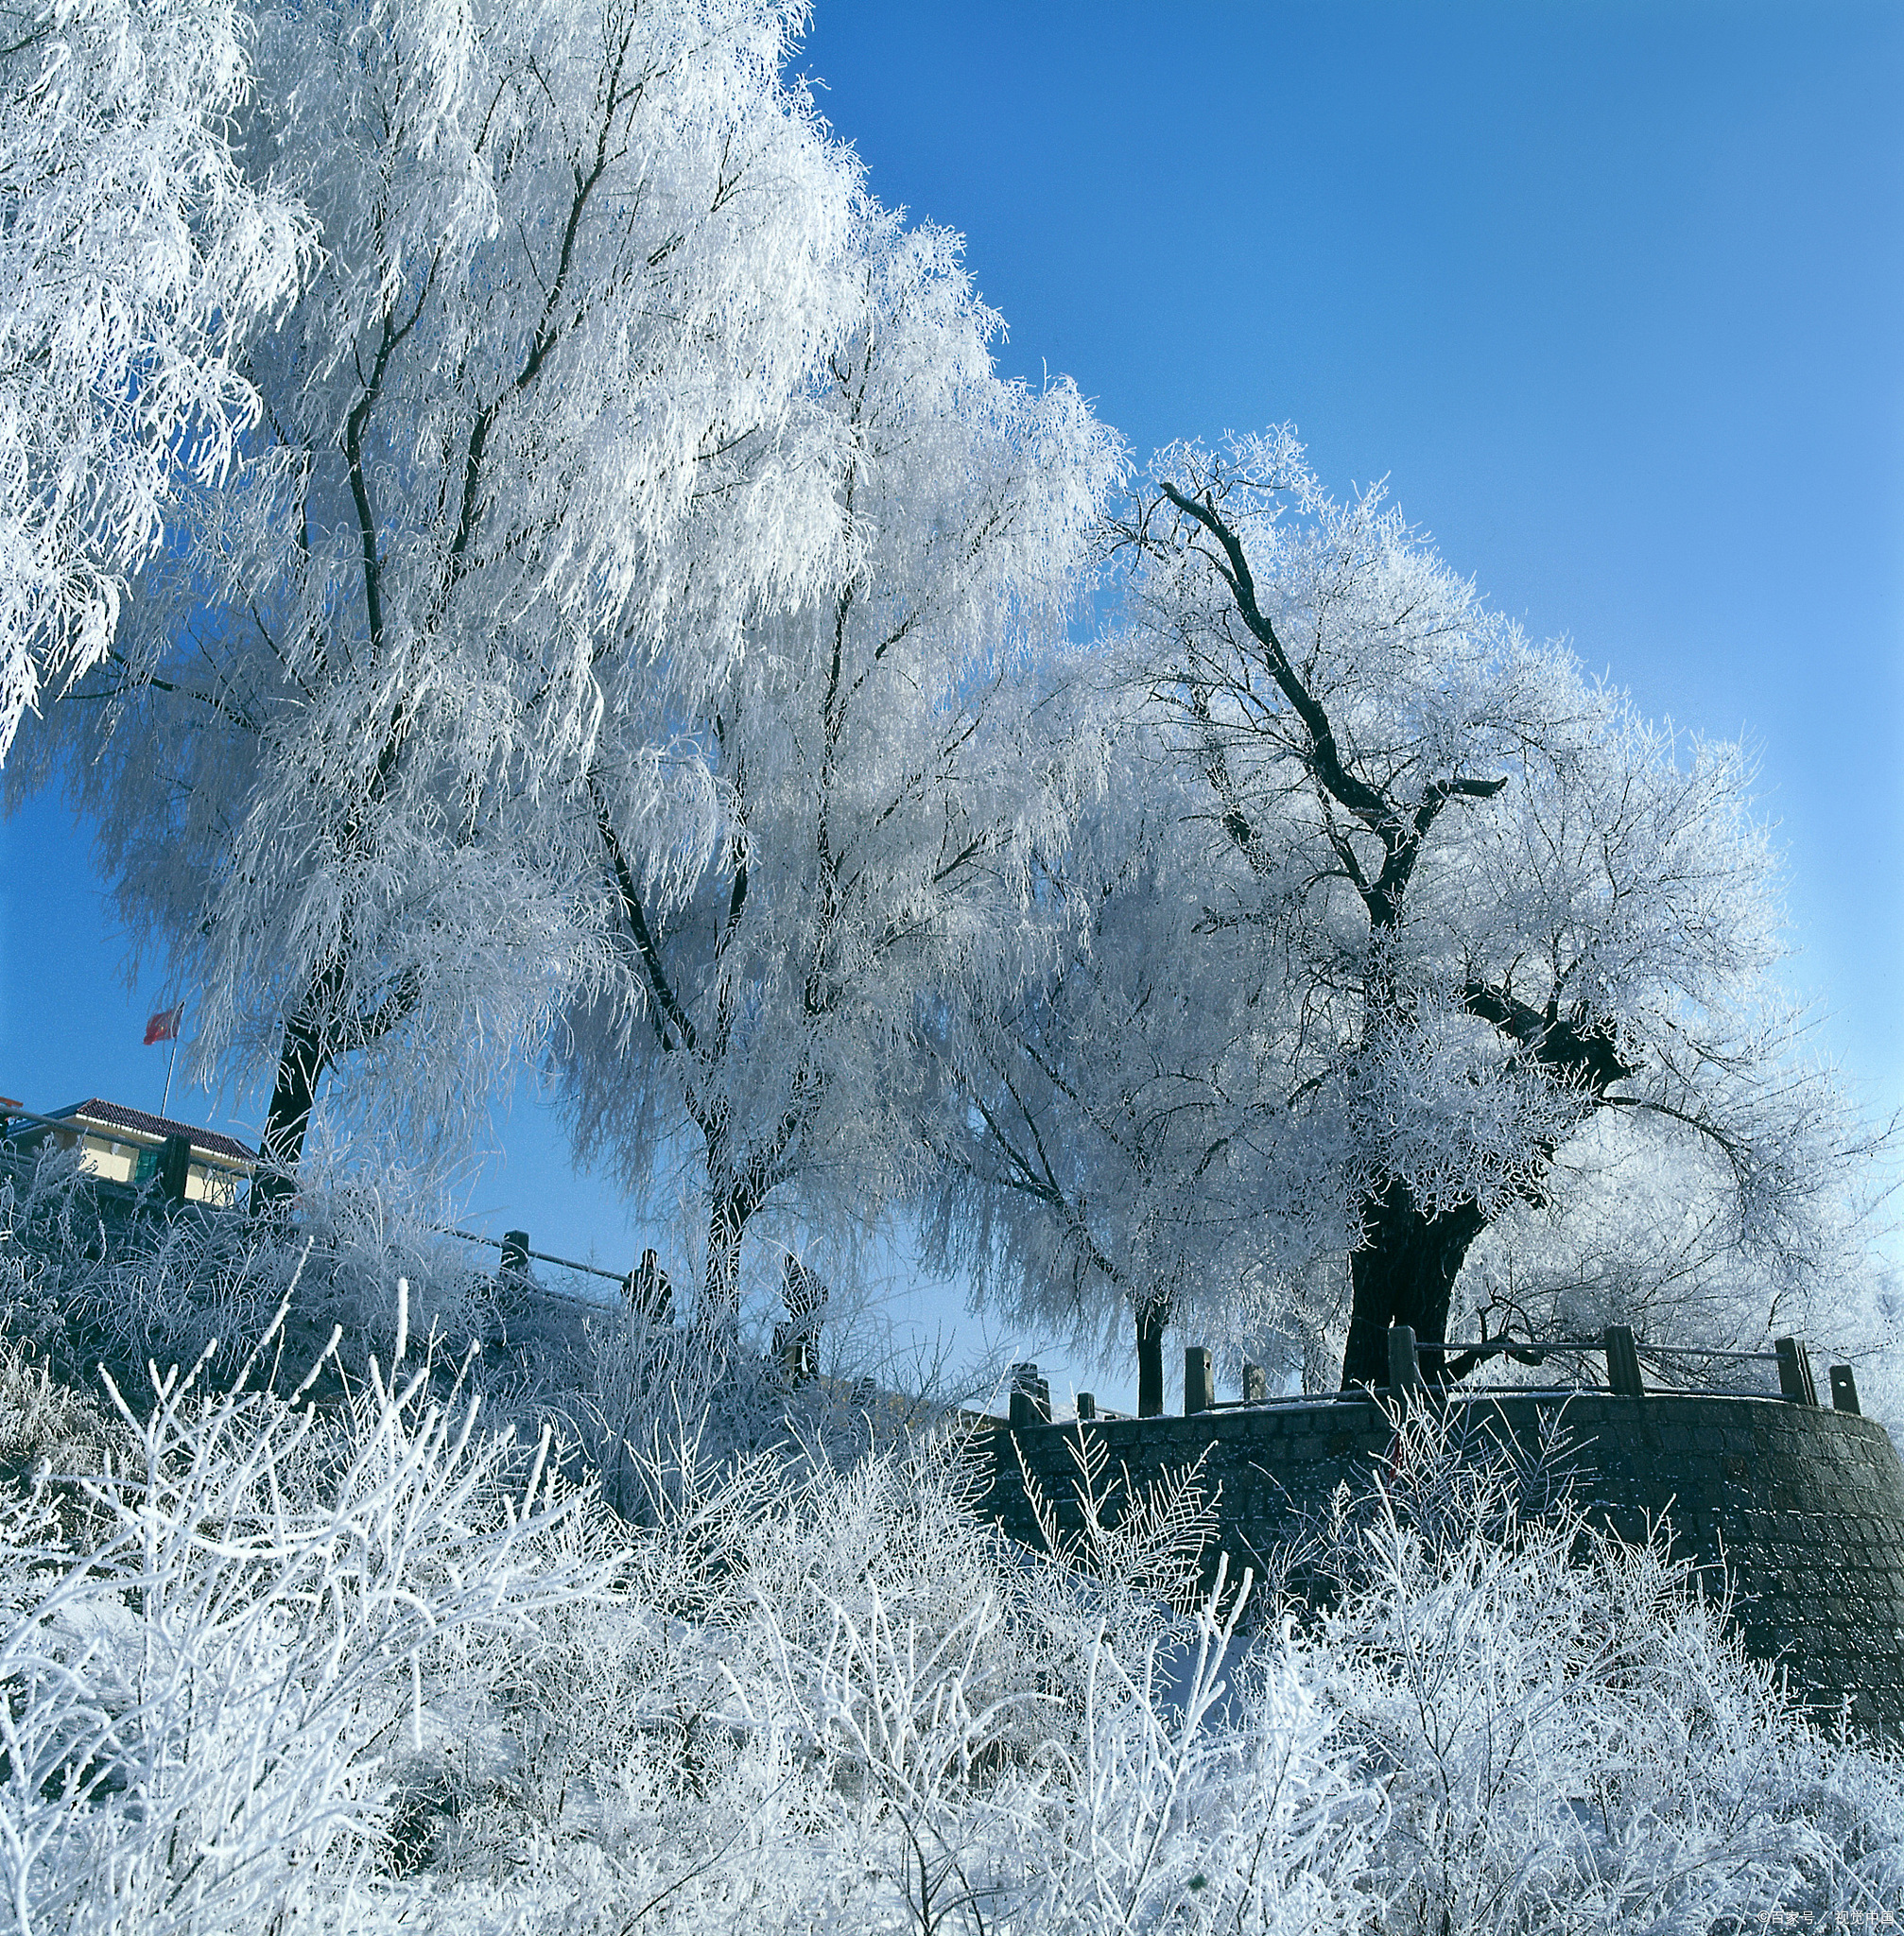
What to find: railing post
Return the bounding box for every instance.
[1075,1392,1097,1422]
[1828,1365,1861,1415]
[493,1229,532,1338]
[1241,1361,1268,1404]
[1184,1346,1215,1414]
[1603,1325,1646,1397]
[1774,1337,1819,1406]
[1009,1362,1051,1428]
[1387,1324,1422,1398]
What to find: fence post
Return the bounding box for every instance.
[1387,1324,1422,1398]
[1076,1392,1097,1422]
[1241,1361,1268,1404]
[1009,1362,1051,1428]
[1603,1325,1646,1397]
[1774,1337,1819,1406]
[1184,1346,1215,1414]
[1828,1365,1861,1415]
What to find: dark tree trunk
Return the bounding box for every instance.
[701,1185,752,1334]
[1135,1293,1171,1417]
[1339,1178,1488,1389]
[251,1017,326,1215]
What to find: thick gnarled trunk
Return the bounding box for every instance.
[1339,1178,1486,1389]
[251,1017,326,1215]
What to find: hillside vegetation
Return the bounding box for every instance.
[0,1153,1898,1934]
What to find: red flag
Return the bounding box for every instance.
[144,1003,183,1046]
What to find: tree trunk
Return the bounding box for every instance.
[1135,1293,1172,1417]
[251,1016,326,1215]
[701,1185,751,1336]
[1339,1178,1488,1389]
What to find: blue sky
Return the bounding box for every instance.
[3,1,1899,1410]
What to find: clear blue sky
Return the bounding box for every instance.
[3,0,1899,1409]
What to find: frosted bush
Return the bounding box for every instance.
[1,1138,979,1514]
[413,1422,1381,1935]
[1310,1400,1904,1931]
[1011,1416,1222,1636]
[0,1143,495,1401]
[0,1294,623,1934]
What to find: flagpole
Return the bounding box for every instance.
[161,1013,181,1118]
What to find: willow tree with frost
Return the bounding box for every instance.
[557,214,1119,1323]
[918,688,1351,1414]
[1119,429,1878,1388]
[0,0,308,758]
[18,0,868,1199]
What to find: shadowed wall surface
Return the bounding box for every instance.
[979,1392,1904,1729]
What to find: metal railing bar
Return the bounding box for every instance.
[1634,1345,1780,1362]
[441,1227,626,1285]
[275,1236,606,1312]
[1412,1339,1780,1365]
[1411,1340,1600,1354]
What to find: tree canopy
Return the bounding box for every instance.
[922,432,1886,1401]
[557,210,1118,1317]
[5,0,1886,1379]
[22,0,869,1201]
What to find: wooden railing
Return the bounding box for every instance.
[1006,1324,1865,1429]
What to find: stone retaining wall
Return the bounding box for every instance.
[978,1391,1904,1728]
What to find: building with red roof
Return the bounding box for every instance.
[14,1099,253,1205]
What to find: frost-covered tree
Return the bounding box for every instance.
[18,0,866,1200]
[0,0,308,758]
[1118,429,1878,1387]
[918,694,1349,1412]
[559,214,1119,1322]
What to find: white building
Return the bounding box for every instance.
[20,1099,253,1205]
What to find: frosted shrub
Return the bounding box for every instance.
[0,1322,124,1478]
[438,1417,1371,1927]
[551,1433,1381,1935]
[0,1236,1899,1932]
[0,1296,623,1935]
[563,1305,823,1524]
[1012,1417,1221,1639]
[755,1543,1378,1936]
[2,1137,984,1514]
[1313,1400,1904,1931]
[0,1144,495,1402]
[1003,1581,1379,1936]
[563,1284,1010,1530]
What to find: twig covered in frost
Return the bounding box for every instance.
[1314,1399,1904,1931]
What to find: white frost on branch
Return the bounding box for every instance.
[0,0,309,757]
[23,0,871,1161]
